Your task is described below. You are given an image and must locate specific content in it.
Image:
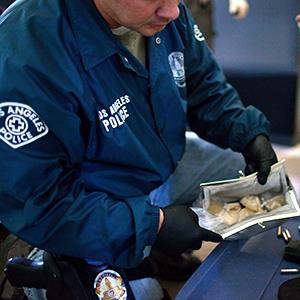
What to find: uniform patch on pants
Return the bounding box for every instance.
[0,102,48,149]
[94,269,127,300]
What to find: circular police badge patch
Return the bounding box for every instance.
[0,102,48,149]
[168,51,186,88]
[94,269,127,300]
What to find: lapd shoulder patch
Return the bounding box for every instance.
[0,102,48,149]
[94,269,127,300]
[193,24,205,42]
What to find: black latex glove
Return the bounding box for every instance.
[154,205,223,256]
[242,134,278,185]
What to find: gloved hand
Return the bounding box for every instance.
[242,134,278,185]
[229,0,249,19]
[155,205,222,255]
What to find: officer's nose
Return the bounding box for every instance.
[156,0,180,22]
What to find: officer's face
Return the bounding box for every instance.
[94,0,180,36]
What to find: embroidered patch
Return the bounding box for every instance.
[193,24,205,42]
[97,94,131,133]
[0,102,48,149]
[168,51,186,88]
[94,269,127,300]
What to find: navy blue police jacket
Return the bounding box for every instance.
[0,0,270,267]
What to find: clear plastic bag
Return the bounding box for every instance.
[192,161,300,240]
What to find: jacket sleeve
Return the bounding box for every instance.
[0,20,159,269]
[0,77,159,269]
[178,4,271,152]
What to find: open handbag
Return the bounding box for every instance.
[192,160,300,240]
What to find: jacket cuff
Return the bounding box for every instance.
[146,205,160,246]
[239,128,270,152]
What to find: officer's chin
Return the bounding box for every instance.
[137,24,166,37]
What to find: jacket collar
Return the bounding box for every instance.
[65,0,119,70]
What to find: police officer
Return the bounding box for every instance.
[0,0,277,299]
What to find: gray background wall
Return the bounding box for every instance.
[214,0,299,73]
[213,0,299,144]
